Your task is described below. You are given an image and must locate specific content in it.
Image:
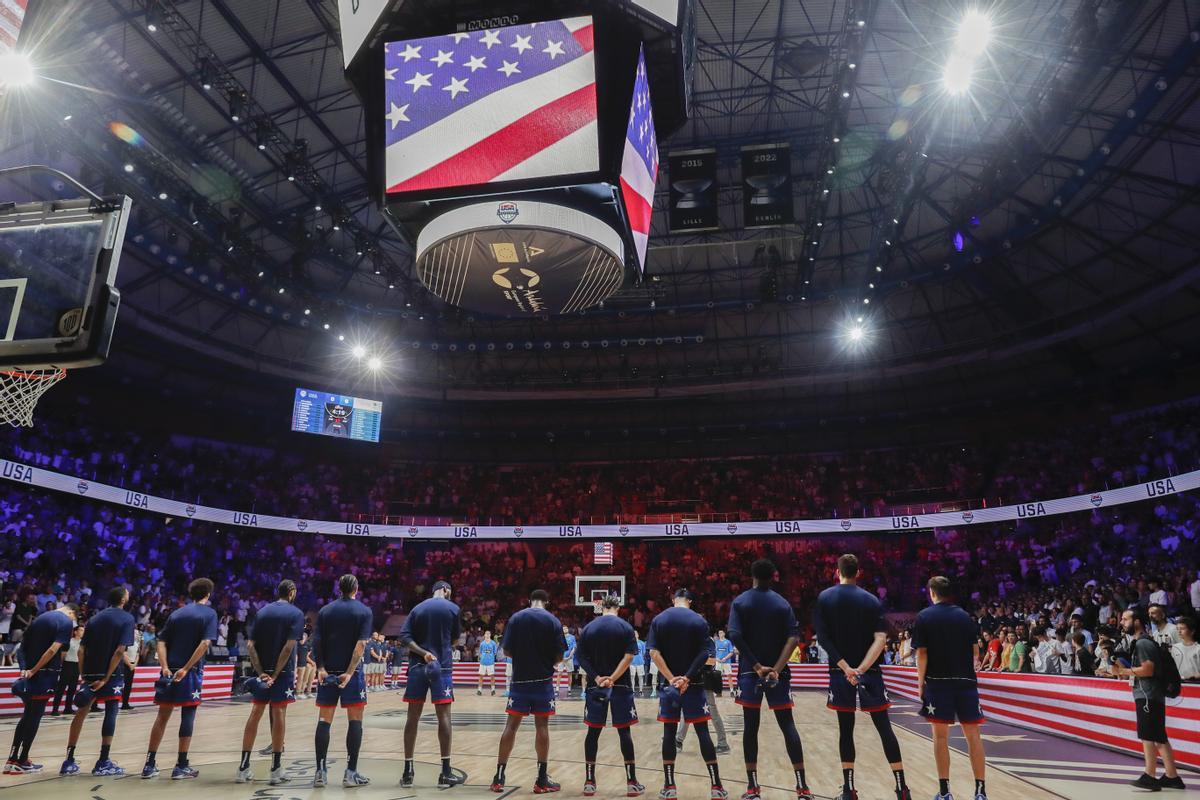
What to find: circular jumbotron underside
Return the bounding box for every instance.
[415,201,626,317]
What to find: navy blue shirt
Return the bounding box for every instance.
[160,602,219,671]
[812,583,887,671]
[296,635,312,665]
[911,602,978,681]
[80,607,135,678]
[313,597,373,673]
[578,614,638,688]
[20,611,73,672]
[727,586,800,668]
[501,606,565,683]
[647,605,711,680]
[250,600,305,676]
[400,596,461,667]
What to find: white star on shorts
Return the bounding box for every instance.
[630,708,638,719]
[701,704,710,715]
[361,690,367,699]
[191,690,201,700]
[444,688,453,697]
[925,703,936,716]
[285,689,295,699]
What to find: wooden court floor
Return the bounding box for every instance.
[0,689,1056,799]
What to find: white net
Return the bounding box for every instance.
[0,369,66,427]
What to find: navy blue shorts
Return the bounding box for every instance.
[405,665,454,705]
[27,669,60,701]
[658,685,711,724]
[736,667,793,710]
[584,686,638,728]
[251,671,297,706]
[155,667,204,707]
[919,680,984,725]
[315,669,367,709]
[507,681,556,717]
[80,674,126,704]
[827,670,891,713]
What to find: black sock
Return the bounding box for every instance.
[240,751,251,770]
[272,751,282,771]
[442,757,451,775]
[975,779,985,796]
[796,769,808,790]
[664,763,675,786]
[99,744,111,762]
[177,751,188,768]
[495,763,507,783]
[537,761,548,783]
[145,750,156,767]
[894,769,907,791]
[625,763,637,782]
[747,769,759,789]
[586,762,596,782]
[843,768,854,790]
[707,762,721,786]
[405,759,415,775]
[67,745,77,761]
[939,779,950,795]
[315,721,330,771]
[346,721,362,772]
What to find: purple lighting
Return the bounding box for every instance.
[953,231,965,252]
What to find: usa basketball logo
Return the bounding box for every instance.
[961,511,974,523]
[407,526,419,537]
[1090,494,1103,507]
[619,526,630,536]
[76,480,89,495]
[497,201,519,224]
[727,524,738,534]
[513,526,524,538]
[296,520,308,531]
[185,505,196,517]
[840,520,852,531]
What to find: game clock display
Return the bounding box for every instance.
[291,388,383,443]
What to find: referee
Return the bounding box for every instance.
[812,554,909,800]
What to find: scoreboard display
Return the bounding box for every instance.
[290,388,383,443]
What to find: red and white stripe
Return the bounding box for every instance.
[0,0,28,54]
[0,665,235,715]
[619,150,654,271]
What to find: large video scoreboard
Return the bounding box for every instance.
[290,387,383,443]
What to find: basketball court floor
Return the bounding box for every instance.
[3,689,1193,799]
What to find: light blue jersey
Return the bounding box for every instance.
[715,637,734,662]
[563,632,577,661]
[479,639,499,666]
[632,639,646,667]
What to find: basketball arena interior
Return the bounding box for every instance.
[1,0,1199,798]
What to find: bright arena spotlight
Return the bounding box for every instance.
[2,1,1199,799]
[0,51,35,88]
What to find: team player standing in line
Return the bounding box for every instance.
[237,579,304,785]
[61,587,135,777]
[577,595,644,797]
[812,555,910,800]
[4,603,77,774]
[143,578,217,780]
[399,580,464,788]
[311,574,374,788]
[727,560,812,800]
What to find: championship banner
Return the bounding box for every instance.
[740,143,793,228]
[2,459,1195,541]
[667,148,718,232]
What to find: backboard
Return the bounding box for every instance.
[574,574,626,608]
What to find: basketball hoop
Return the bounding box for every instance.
[0,368,65,427]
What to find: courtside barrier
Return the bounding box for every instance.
[2,458,1195,540]
[0,664,235,716]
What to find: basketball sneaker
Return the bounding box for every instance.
[797,788,815,800]
[236,766,254,783]
[491,690,497,696]
[59,759,80,776]
[477,689,483,696]
[711,786,729,800]
[258,745,274,756]
[628,781,646,797]
[934,792,954,800]
[838,789,858,800]
[269,767,290,785]
[140,763,159,779]
[584,779,598,796]
[439,772,464,787]
[896,788,912,800]
[534,777,562,793]
[343,769,370,787]
[171,765,199,780]
[658,785,678,800]
[741,789,761,800]
[491,776,506,792]
[4,759,41,774]
[312,768,328,788]
[716,743,732,755]
[400,768,415,787]
[92,760,125,777]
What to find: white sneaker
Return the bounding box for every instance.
[343,769,370,788]
[270,767,290,785]
[312,768,327,788]
[236,766,254,783]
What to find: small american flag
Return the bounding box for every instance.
[383,17,599,194]
[0,0,28,55]
[619,46,658,273]
[594,541,614,565]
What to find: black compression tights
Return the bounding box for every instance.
[837,710,902,764]
[743,707,804,766]
[587,726,634,764]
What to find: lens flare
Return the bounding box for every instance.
[109,122,145,147]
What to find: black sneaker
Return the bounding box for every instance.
[1131,773,1162,792]
[400,770,415,788]
[439,772,464,788]
[1159,775,1186,791]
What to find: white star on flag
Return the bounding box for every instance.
[399,44,421,62]
[385,67,398,80]
[405,71,432,92]
[511,34,533,54]
[479,30,501,49]
[465,55,487,72]
[431,49,454,67]
[443,77,469,99]
[386,102,410,128]
[498,60,521,77]
[451,33,471,43]
[543,40,565,59]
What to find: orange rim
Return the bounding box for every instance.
[0,369,66,380]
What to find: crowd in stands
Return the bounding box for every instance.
[1,400,1198,689]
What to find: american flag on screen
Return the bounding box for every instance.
[620,46,658,273]
[0,0,28,55]
[383,17,599,194]
[594,541,614,565]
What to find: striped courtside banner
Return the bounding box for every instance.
[881,666,1200,770]
[0,665,235,716]
[376,662,828,690]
